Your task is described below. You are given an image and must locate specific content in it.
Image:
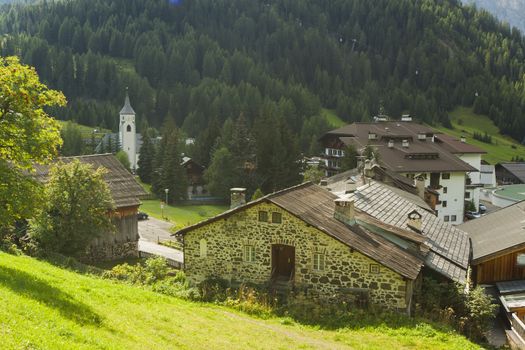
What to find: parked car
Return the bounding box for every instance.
[479,203,487,214]
[465,211,481,220]
[137,211,149,220]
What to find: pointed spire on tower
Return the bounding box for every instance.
[120,87,135,115]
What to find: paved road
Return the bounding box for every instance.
[138,216,174,243]
[138,217,183,266]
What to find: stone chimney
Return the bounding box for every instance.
[407,210,423,233]
[334,199,356,226]
[414,175,426,200]
[364,159,375,178]
[345,180,357,194]
[230,188,246,209]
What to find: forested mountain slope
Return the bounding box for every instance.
[1,0,525,147]
[468,0,525,33]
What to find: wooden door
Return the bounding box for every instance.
[272,245,295,279]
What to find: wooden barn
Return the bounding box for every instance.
[459,201,525,285]
[34,154,148,262]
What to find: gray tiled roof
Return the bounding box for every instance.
[33,154,148,208]
[341,181,470,282]
[459,201,525,263]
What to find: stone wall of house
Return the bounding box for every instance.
[184,202,410,310]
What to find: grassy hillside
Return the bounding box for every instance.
[0,252,481,349]
[322,109,346,128]
[140,199,227,228]
[435,107,525,164]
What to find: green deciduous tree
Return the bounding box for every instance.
[29,160,114,256]
[115,150,131,172]
[0,56,65,234]
[303,165,324,184]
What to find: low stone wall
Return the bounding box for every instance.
[82,241,138,263]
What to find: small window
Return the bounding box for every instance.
[126,125,132,132]
[465,192,470,199]
[451,215,457,222]
[313,253,325,271]
[199,239,207,258]
[444,215,450,222]
[517,254,525,267]
[272,212,282,224]
[443,187,448,194]
[442,201,447,208]
[244,245,255,262]
[369,264,380,274]
[258,211,268,222]
[442,173,450,180]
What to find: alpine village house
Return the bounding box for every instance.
[176,177,471,313]
[320,118,486,224]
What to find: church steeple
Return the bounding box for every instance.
[119,87,137,170]
[120,87,135,115]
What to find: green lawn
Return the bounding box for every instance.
[0,252,482,349]
[57,120,112,143]
[322,108,346,128]
[140,199,228,228]
[435,107,525,164]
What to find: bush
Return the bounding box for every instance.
[103,256,170,285]
[416,276,497,341]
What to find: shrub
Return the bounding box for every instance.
[197,277,231,302]
[416,276,497,341]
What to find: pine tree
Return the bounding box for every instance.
[137,129,155,183]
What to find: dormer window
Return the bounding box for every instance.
[368,132,377,140]
[417,133,426,140]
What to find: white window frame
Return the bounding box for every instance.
[313,252,325,271]
[244,245,255,263]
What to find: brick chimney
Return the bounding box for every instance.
[334,199,356,226]
[230,188,246,209]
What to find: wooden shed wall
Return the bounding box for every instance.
[475,247,525,284]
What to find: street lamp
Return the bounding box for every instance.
[165,188,169,206]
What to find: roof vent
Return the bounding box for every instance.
[334,199,356,226]
[388,140,394,148]
[368,132,377,140]
[460,135,466,143]
[401,114,412,122]
[402,139,409,148]
[230,188,246,209]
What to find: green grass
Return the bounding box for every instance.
[57,120,112,143]
[435,107,525,164]
[322,108,346,128]
[0,252,482,349]
[140,200,228,228]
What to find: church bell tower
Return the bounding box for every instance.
[119,88,137,170]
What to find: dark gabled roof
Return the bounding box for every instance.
[323,122,477,173]
[343,181,470,283]
[120,93,135,115]
[459,201,525,263]
[497,163,525,183]
[433,134,486,154]
[176,182,425,280]
[33,154,148,208]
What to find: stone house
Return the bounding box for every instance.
[176,183,430,312]
[33,154,148,262]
